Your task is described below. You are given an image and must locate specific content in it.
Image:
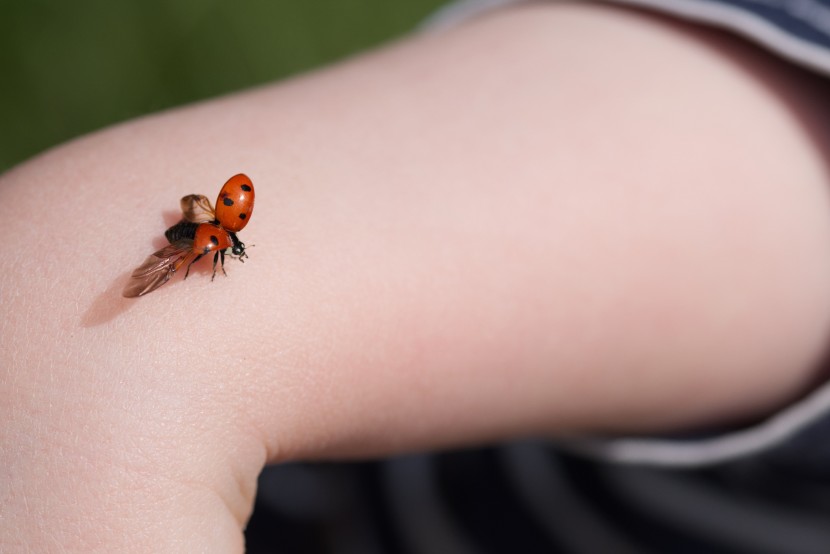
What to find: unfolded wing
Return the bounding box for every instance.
[122,240,197,298]
[180,194,215,223]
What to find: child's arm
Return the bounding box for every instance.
[3,3,830,552]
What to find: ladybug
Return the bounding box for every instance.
[123,173,255,297]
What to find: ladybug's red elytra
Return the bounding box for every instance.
[215,173,255,233]
[123,173,255,298]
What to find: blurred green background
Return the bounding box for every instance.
[0,0,447,171]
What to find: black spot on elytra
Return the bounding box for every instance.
[223,197,234,206]
[241,184,252,192]
[239,213,247,219]
[210,235,219,246]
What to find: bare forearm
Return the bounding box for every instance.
[3,3,830,551]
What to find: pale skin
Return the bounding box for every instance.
[3,2,830,552]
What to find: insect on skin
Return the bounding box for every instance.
[123,173,255,298]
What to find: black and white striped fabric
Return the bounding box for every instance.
[246,2,830,552]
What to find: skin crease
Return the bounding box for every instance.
[3,2,830,552]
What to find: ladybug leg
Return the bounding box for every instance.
[210,251,228,281]
[184,254,203,279]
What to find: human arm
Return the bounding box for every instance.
[3,3,830,551]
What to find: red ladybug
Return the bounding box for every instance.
[123,173,255,297]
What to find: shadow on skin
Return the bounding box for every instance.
[80,253,232,327]
[80,271,139,326]
[81,209,197,326]
[80,207,251,326]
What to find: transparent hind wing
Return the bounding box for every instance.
[122,240,197,298]
[180,194,215,224]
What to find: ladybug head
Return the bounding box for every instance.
[229,233,248,260]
